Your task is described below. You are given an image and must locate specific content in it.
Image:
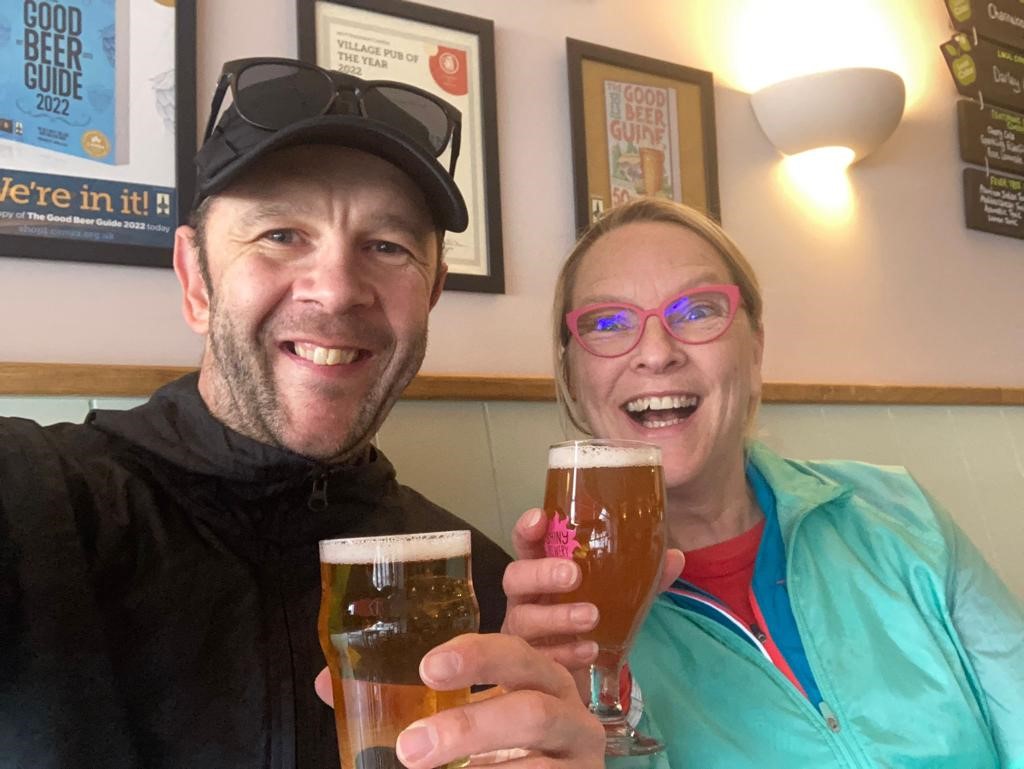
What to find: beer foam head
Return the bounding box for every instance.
[319,530,470,564]
[548,440,660,469]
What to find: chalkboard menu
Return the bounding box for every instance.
[940,0,1024,240]
[957,99,1024,176]
[940,33,1024,112]
[944,0,1024,50]
[964,167,1024,239]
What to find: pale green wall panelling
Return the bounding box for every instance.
[757,404,1024,595]
[483,401,580,550]
[377,401,506,551]
[90,398,148,411]
[1,396,1020,595]
[755,405,834,459]
[386,400,1023,595]
[0,397,91,425]
[945,407,1024,592]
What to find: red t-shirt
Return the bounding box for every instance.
[681,519,765,628]
[623,519,812,707]
[676,518,807,697]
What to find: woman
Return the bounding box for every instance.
[506,198,1024,768]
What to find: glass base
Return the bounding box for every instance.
[602,721,665,757]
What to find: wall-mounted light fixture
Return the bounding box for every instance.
[750,68,905,166]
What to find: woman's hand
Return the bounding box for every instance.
[500,508,684,671]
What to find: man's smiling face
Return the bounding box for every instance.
[174,144,446,462]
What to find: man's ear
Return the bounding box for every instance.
[429,260,448,309]
[173,225,210,334]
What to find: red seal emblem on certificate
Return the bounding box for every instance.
[429,46,468,96]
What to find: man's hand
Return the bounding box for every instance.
[398,634,604,768]
[501,508,685,670]
[314,634,606,768]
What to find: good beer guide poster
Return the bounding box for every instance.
[0,0,178,254]
[604,80,682,207]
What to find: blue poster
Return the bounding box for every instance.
[0,0,130,164]
[0,168,176,248]
[0,0,179,258]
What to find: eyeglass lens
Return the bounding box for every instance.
[575,289,734,355]
[232,63,451,157]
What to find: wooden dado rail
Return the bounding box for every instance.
[1,362,1022,406]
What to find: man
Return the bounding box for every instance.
[0,58,603,768]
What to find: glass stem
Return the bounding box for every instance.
[588,659,626,724]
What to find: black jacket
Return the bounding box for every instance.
[0,374,511,769]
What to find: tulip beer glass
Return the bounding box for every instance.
[543,439,666,756]
[318,531,479,769]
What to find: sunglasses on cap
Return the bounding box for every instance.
[202,57,462,176]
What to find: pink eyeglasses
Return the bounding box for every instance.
[565,284,741,358]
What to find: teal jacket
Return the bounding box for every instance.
[627,443,1024,768]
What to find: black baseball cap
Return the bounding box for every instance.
[193,58,468,233]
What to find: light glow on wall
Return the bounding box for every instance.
[684,0,927,109]
[678,0,933,218]
[777,147,856,224]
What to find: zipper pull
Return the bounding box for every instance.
[308,474,329,511]
[819,701,841,732]
[750,622,768,643]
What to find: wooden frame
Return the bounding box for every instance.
[0,0,196,268]
[2,363,1021,406]
[567,38,720,233]
[297,0,505,293]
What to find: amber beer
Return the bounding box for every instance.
[318,531,479,769]
[543,441,666,667]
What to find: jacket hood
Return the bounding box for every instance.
[86,373,389,492]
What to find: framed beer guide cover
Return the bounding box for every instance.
[0,0,197,268]
[567,38,720,233]
[298,0,505,293]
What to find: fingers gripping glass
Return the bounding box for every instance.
[565,284,741,358]
[203,57,462,175]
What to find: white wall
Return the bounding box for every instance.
[1,0,1021,389]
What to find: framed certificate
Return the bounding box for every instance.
[567,38,720,232]
[298,0,505,293]
[0,0,196,268]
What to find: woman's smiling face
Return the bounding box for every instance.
[565,221,764,492]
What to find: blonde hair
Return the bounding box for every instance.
[552,199,764,434]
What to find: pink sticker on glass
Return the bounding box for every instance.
[544,512,582,559]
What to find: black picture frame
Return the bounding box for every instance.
[567,38,720,234]
[298,0,505,293]
[0,0,197,269]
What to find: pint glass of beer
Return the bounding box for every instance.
[543,440,666,757]
[318,531,479,769]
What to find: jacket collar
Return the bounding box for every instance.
[87,373,393,498]
[745,441,852,544]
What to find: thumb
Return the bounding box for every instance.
[510,508,548,560]
[314,667,334,708]
[659,548,684,592]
